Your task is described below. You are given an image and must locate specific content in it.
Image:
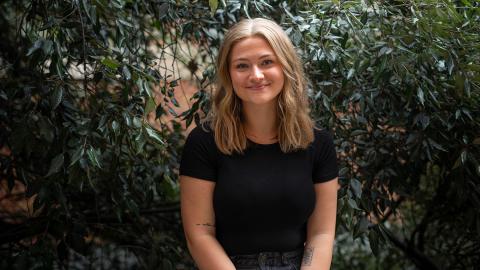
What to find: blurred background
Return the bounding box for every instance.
[0,0,479,269]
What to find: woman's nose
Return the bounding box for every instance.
[250,65,264,81]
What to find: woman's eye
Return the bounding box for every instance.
[262,59,273,65]
[236,63,248,69]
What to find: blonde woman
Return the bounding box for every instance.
[179,18,338,270]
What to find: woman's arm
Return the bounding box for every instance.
[301,177,339,270]
[180,175,236,270]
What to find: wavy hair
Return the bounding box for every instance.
[205,18,314,155]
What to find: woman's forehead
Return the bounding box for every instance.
[229,36,276,62]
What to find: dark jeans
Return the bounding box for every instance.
[228,248,303,270]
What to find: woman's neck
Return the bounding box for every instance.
[242,102,278,142]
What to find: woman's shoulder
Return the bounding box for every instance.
[312,126,335,148]
[180,121,218,180]
[185,121,216,148]
[188,121,214,138]
[313,126,334,138]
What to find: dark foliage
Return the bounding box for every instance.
[0,0,479,269]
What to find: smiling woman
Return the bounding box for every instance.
[211,18,316,154]
[179,18,339,270]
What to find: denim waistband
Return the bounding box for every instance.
[229,248,303,267]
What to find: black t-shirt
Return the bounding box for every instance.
[179,123,338,255]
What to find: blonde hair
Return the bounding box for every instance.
[206,18,314,155]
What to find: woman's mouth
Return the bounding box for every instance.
[247,83,270,90]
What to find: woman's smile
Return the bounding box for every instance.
[247,83,271,90]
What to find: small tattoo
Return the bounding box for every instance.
[195,223,215,227]
[302,247,314,266]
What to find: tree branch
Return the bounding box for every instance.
[382,226,440,270]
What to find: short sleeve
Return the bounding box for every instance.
[312,129,339,183]
[179,124,218,182]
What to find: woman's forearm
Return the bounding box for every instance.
[300,234,335,270]
[186,234,236,270]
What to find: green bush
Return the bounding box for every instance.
[0,0,478,269]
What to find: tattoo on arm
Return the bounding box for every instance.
[195,223,215,227]
[302,247,315,266]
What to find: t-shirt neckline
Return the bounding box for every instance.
[246,138,279,147]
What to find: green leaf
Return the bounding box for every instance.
[464,78,471,97]
[348,198,361,210]
[360,12,368,25]
[169,79,179,88]
[359,216,369,233]
[461,150,468,164]
[135,132,146,154]
[167,106,178,117]
[347,68,355,79]
[69,147,84,166]
[122,65,131,80]
[350,178,362,199]
[417,87,425,106]
[117,18,134,28]
[101,58,121,70]
[350,130,367,136]
[123,111,132,127]
[51,87,63,110]
[448,56,455,75]
[87,147,101,168]
[46,153,64,177]
[318,81,333,86]
[186,112,194,127]
[428,138,447,152]
[133,117,142,128]
[354,215,369,238]
[26,39,43,56]
[157,3,169,19]
[171,97,180,107]
[42,40,53,55]
[111,120,119,135]
[379,46,393,56]
[209,0,218,16]
[0,90,7,100]
[136,78,152,97]
[145,97,156,115]
[145,126,164,144]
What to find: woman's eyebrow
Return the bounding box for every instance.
[231,54,274,63]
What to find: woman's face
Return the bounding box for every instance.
[228,36,285,108]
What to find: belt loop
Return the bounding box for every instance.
[281,252,288,264]
[258,252,267,266]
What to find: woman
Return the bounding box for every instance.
[179,18,338,270]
